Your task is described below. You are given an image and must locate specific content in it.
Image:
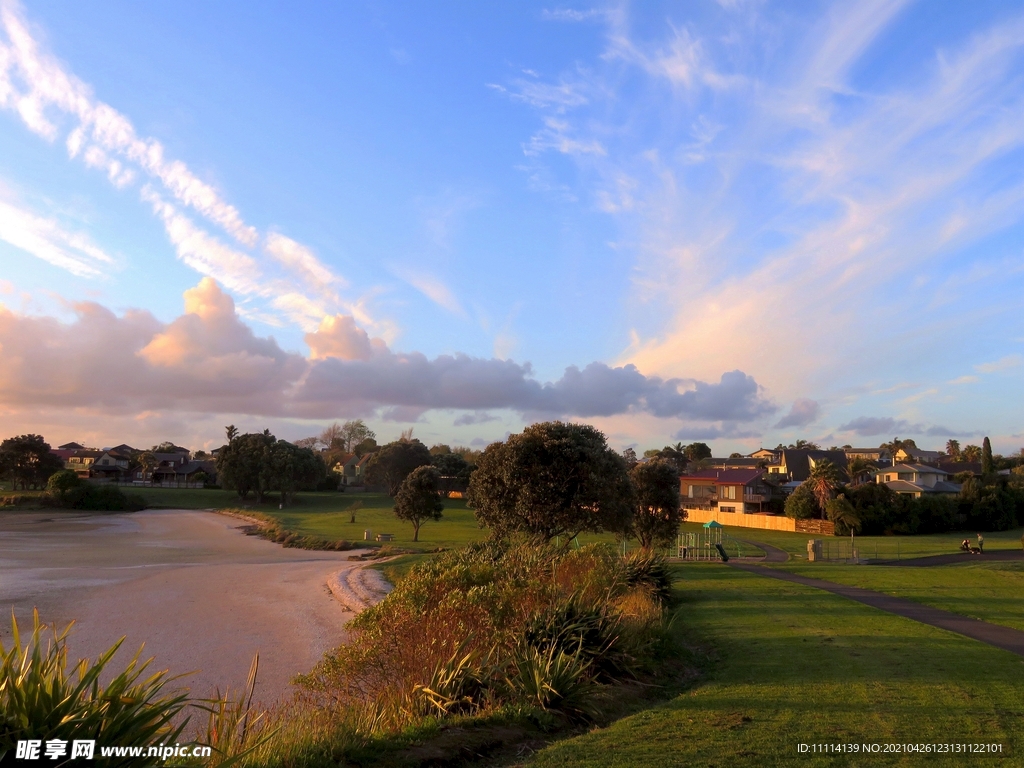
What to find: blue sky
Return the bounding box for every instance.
[1,0,1023,454]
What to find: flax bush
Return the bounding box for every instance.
[296,538,675,744]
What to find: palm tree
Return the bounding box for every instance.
[826,494,861,547]
[807,459,843,516]
[945,439,961,460]
[225,424,238,443]
[880,437,904,466]
[846,457,877,486]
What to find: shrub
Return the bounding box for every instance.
[66,484,146,512]
[522,598,624,680]
[622,549,673,605]
[46,469,81,502]
[504,643,598,722]
[0,611,188,765]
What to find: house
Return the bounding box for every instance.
[134,451,191,482]
[61,449,104,478]
[749,448,779,461]
[874,463,961,498]
[57,442,86,451]
[766,449,848,481]
[845,447,890,463]
[331,453,359,485]
[89,450,132,480]
[681,469,770,514]
[354,453,375,483]
[933,460,983,476]
[705,457,765,470]
[151,459,214,486]
[894,446,944,464]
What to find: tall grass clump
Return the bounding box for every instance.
[256,539,675,763]
[0,611,188,765]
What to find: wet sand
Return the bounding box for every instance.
[0,509,373,704]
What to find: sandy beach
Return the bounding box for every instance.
[0,508,380,704]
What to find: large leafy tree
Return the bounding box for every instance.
[628,459,684,550]
[364,439,432,495]
[269,441,326,504]
[217,431,275,502]
[683,442,712,461]
[466,421,633,543]
[784,483,818,519]
[393,465,445,541]
[0,434,63,490]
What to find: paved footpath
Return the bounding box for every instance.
[732,543,1024,659]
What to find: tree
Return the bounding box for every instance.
[784,483,818,519]
[946,439,961,460]
[790,439,821,450]
[982,436,994,475]
[0,435,63,490]
[846,457,877,486]
[628,459,684,550]
[364,440,432,495]
[268,441,325,504]
[656,445,687,473]
[466,421,633,543]
[225,425,239,443]
[430,451,472,479]
[341,420,376,452]
[729,452,744,459]
[806,459,843,515]
[622,447,638,469]
[825,494,861,541]
[217,432,275,501]
[294,436,320,450]
[394,465,444,541]
[430,443,452,456]
[137,451,157,482]
[354,437,378,457]
[881,437,905,464]
[961,444,982,463]
[683,443,712,461]
[47,469,82,503]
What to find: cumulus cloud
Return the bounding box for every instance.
[0,280,778,426]
[774,398,821,429]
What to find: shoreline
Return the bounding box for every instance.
[0,508,391,704]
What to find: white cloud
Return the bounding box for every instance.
[0,2,362,332]
[0,194,114,277]
[975,355,1023,373]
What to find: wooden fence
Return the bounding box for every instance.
[684,508,835,535]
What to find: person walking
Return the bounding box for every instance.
[977,532,984,553]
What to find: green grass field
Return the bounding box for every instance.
[776,560,1024,633]
[527,563,1024,767]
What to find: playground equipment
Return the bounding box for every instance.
[675,520,741,561]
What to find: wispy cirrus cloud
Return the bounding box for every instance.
[502,0,1024,433]
[0,0,360,331]
[0,194,114,277]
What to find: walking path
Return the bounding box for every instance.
[874,550,1024,567]
[729,558,1024,658]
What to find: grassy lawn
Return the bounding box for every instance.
[775,560,1024,633]
[528,563,1024,767]
[677,521,1024,560]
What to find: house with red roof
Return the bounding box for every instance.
[681,468,771,515]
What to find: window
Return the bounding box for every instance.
[721,485,736,500]
[720,506,736,513]
[688,485,694,498]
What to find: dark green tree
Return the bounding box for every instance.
[394,465,445,541]
[0,435,63,490]
[46,469,82,503]
[364,439,431,495]
[683,442,712,461]
[354,437,378,457]
[982,436,994,475]
[784,483,818,519]
[628,459,683,550]
[269,441,326,504]
[466,421,633,543]
[217,432,275,502]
